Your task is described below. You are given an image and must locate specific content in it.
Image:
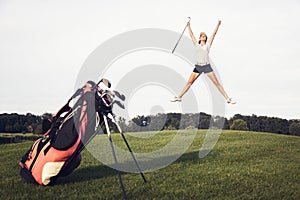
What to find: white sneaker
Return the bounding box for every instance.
[170,97,182,102]
[227,98,236,104]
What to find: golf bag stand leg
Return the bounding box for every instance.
[103,114,127,200]
[107,113,147,183]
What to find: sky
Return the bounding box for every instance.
[0,0,299,120]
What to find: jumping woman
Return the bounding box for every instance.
[170,20,236,104]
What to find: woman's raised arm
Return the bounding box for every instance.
[187,22,197,45]
[208,20,221,46]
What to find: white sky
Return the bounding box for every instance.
[0,0,299,120]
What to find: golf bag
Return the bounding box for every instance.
[19,80,122,185]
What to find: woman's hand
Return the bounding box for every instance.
[187,21,190,27]
[217,20,221,26]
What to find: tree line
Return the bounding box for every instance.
[0,113,52,134]
[120,113,300,136]
[0,112,299,136]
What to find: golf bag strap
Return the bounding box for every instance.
[53,87,84,119]
[53,102,72,119]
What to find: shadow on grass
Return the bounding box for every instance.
[56,150,222,185]
[56,164,122,185]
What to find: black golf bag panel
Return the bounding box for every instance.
[20,81,99,185]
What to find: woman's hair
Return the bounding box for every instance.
[198,32,207,44]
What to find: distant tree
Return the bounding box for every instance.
[34,124,43,134]
[166,113,181,130]
[13,122,23,133]
[118,117,127,131]
[0,116,7,132]
[198,118,211,129]
[26,125,34,133]
[230,119,249,131]
[5,124,14,133]
[150,113,167,131]
[198,112,211,129]
[289,122,300,136]
[212,116,229,129]
[180,113,197,129]
[223,118,230,130]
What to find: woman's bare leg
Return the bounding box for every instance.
[205,72,229,100]
[178,72,200,99]
[171,72,200,102]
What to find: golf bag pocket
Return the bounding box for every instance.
[20,130,82,185]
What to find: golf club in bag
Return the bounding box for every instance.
[171,17,191,54]
[19,79,146,199]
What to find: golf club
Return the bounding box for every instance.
[171,17,191,54]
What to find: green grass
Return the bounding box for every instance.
[0,130,299,199]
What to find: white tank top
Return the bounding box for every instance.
[195,43,210,66]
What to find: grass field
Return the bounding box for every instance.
[0,130,299,199]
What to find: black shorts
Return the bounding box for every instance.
[193,64,213,74]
